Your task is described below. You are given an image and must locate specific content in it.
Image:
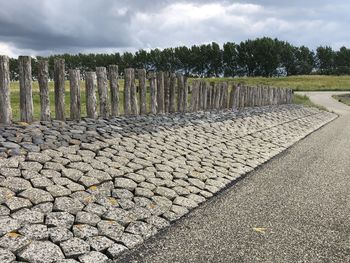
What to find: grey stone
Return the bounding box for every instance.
[18,224,48,240]
[62,168,84,182]
[0,232,31,252]
[75,211,101,226]
[154,186,177,200]
[79,176,99,188]
[46,185,72,197]
[112,189,134,199]
[19,188,54,204]
[17,241,64,263]
[5,197,32,211]
[125,221,157,239]
[0,177,31,193]
[60,237,90,258]
[106,243,127,258]
[97,220,124,241]
[0,168,21,177]
[27,152,52,163]
[72,224,98,239]
[32,202,54,214]
[173,196,198,209]
[49,227,74,243]
[41,169,61,178]
[135,187,154,198]
[0,187,15,204]
[0,217,21,236]
[102,208,137,226]
[11,208,44,224]
[0,142,19,149]
[114,178,137,191]
[86,169,111,183]
[31,177,53,188]
[53,197,84,215]
[46,212,75,228]
[118,233,143,249]
[146,215,170,229]
[78,251,109,263]
[87,235,114,251]
[20,161,43,172]
[84,203,107,216]
[44,162,65,171]
[0,248,15,263]
[0,205,10,215]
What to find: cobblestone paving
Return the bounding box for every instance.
[0,105,336,263]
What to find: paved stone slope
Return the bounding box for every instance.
[0,105,336,263]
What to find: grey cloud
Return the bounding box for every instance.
[0,0,349,56]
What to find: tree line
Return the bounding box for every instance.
[7,37,350,80]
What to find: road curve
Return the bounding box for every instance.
[116,92,350,263]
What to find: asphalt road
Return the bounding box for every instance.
[116,92,350,263]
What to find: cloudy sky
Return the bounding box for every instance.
[0,0,348,57]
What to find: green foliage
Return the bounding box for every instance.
[7,37,350,81]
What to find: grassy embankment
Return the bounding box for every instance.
[332,93,350,106]
[8,75,350,120]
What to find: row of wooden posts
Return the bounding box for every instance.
[0,55,294,124]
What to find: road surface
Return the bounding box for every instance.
[116,92,350,263]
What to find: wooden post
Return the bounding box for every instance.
[96,67,109,118]
[130,69,138,115]
[164,71,170,113]
[69,69,81,121]
[54,58,65,121]
[138,69,147,115]
[214,84,221,110]
[124,68,132,115]
[85,72,97,119]
[169,73,176,113]
[0,55,11,124]
[203,81,209,110]
[222,82,229,109]
[183,77,188,112]
[148,71,157,114]
[190,80,199,112]
[157,71,165,114]
[109,65,119,117]
[176,74,185,112]
[38,60,50,121]
[18,56,33,122]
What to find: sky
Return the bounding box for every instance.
[0,0,348,57]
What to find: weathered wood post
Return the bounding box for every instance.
[198,81,203,110]
[138,69,147,115]
[0,55,11,124]
[85,72,97,119]
[157,71,165,114]
[190,80,199,112]
[96,67,109,118]
[109,65,119,117]
[130,69,139,115]
[54,58,65,121]
[169,73,176,113]
[164,71,170,113]
[222,82,229,109]
[183,77,188,112]
[148,71,157,114]
[203,81,209,110]
[38,60,50,121]
[214,83,221,110]
[18,56,33,123]
[69,69,81,121]
[124,68,132,115]
[176,73,185,112]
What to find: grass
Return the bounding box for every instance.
[201,75,350,91]
[9,74,346,120]
[293,94,328,111]
[332,93,350,106]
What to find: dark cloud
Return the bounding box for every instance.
[0,0,348,56]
